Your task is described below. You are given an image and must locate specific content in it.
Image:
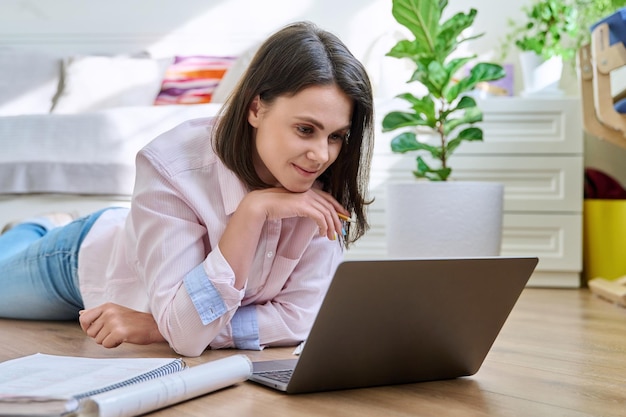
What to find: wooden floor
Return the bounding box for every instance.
[1,288,625,416]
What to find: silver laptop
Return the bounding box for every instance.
[249,256,538,394]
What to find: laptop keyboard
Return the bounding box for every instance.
[258,369,293,383]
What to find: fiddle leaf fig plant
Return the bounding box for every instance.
[382,0,506,181]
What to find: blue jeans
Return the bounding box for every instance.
[0,209,107,320]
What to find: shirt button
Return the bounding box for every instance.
[266,251,274,258]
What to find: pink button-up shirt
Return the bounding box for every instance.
[77,117,343,357]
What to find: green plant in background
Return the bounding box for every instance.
[500,0,626,63]
[381,0,505,181]
[502,0,579,61]
[576,0,626,45]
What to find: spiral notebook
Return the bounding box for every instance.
[0,353,186,415]
[0,353,254,417]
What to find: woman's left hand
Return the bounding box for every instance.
[79,303,166,348]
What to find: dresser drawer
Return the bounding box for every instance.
[346,211,582,269]
[460,97,583,155]
[501,213,582,272]
[451,155,584,212]
[375,97,582,155]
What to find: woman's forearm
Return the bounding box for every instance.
[218,197,267,290]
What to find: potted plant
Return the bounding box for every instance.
[503,0,579,62]
[500,0,625,96]
[502,0,625,63]
[500,0,579,95]
[382,0,505,182]
[382,0,507,258]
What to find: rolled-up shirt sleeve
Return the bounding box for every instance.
[184,265,227,325]
[165,246,247,357]
[184,247,245,325]
[230,305,260,350]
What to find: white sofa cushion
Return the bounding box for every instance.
[52,55,171,114]
[0,104,222,195]
[0,49,61,116]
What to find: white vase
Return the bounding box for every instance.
[385,181,504,258]
[518,51,564,97]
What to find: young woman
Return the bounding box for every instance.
[0,21,374,357]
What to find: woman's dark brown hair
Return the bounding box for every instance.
[213,21,374,247]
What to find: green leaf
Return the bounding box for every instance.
[414,157,451,181]
[413,156,431,178]
[457,126,483,141]
[469,62,507,83]
[390,131,420,152]
[392,0,440,55]
[440,95,477,120]
[382,111,430,131]
[387,39,423,61]
[438,9,477,37]
[443,57,474,85]
[454,95,477,110]
[446,127,483,154]
[443,106,483,136]
[444,62,505,101]
[425,60,448,95]
[436,9,479,58]
[390,132,442,159]
[396,93,437,125]
[409,61,439,94]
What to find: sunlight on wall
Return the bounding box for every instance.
[146,0,406,99]
[147,0,315,57]
[348,1,401,98]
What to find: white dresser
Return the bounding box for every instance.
[346,97,584,288]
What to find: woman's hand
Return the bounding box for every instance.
[245,187,348,240]
[79,303,166,348]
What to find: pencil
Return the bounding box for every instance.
[336,212,356,223]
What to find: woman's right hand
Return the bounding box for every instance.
[243,187,347,240]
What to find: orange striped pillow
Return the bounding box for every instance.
[155,55,236,105]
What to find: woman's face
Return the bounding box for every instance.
[248,84,352,193]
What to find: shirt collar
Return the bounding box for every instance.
[216,158,248,216]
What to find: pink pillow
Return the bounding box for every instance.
[155,55,236,105]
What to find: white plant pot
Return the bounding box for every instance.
[519,51,564,97]
[386,181,504,258]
